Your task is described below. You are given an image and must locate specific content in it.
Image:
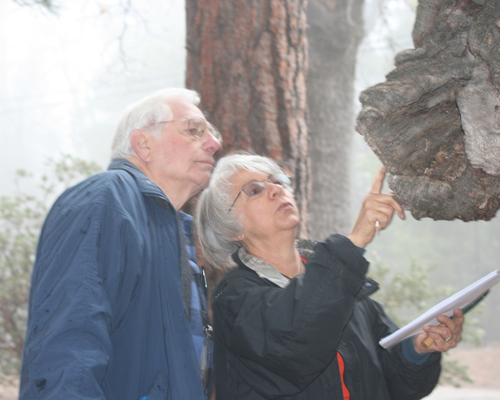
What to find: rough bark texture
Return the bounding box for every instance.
[356,0,500,221]
[307,0,364,240]
[186,0,310,236]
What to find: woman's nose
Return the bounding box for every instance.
[267,181,283,197]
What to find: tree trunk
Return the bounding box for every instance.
[186,0,310,237]
[306,0,364,240]
[356,0,500,221]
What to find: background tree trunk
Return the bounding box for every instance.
[306,0,365,240]
[356,0,500,221]
[186,0,310,237]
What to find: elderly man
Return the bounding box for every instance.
[19,88,221,400]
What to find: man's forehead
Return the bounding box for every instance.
[167,99,204,119]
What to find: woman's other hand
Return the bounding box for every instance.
[414,308,464,354]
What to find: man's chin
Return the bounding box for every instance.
[194,174,211,193]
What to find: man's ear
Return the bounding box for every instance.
[130,129,153,162]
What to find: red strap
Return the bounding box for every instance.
[337,352,350,399]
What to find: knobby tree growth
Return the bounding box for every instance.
[356,0,500,221]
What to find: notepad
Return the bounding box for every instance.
[379,269,500,349]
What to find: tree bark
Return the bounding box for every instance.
[306,0,364,240]
[186,0,310,237]
[356,0,500,221]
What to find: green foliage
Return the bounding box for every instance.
[368,257,484,387]
[369,257,455,326]
[440,357,474,388]
[12,0,60,14]
[0,154,102,379]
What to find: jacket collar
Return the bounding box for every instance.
[108,158,174,209]
[233,239,379,298]
[233,239,317,289]
[236,247,291,288]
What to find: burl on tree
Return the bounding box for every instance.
[356,0,500,221]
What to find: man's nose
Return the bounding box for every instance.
[203,131,222,155]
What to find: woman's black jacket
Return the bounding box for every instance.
[211,234,441,399]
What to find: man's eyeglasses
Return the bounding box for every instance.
[144,117,222,142]
[227,174,291,213]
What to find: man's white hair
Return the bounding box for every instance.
[111,88,201,160]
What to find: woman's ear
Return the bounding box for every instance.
[130,129,153,162]
[234,232,245,242]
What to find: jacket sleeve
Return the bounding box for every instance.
[212,234,369,396]
[19,193,137,399]
[372,301,442,400]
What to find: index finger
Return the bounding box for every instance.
[370,167,388,194]
[453,308,464,318]
[452,308,464,324]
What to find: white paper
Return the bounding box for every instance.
[379,269,500,349]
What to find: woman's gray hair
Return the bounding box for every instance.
[111,88,201,160]
[196,152,286,268]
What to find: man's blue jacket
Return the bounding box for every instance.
[20,159,205,399]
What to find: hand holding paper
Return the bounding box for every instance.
[413,307,464,353]
[379,270,500,350]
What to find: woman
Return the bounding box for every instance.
[196,153,463,400]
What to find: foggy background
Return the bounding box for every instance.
[1,0,499,346]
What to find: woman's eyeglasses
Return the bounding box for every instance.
[227,174,291,213]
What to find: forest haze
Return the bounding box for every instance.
[1,0,499,393]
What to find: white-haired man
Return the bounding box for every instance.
[20,88,221,400]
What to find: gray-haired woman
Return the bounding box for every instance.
[196,152,463,400]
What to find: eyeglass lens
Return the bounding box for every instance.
[181,118,221,141]
[242,174,290,197]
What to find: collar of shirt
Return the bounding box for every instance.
[235,239,318,288]
[235,239,379,298]
[108,158,174,208]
